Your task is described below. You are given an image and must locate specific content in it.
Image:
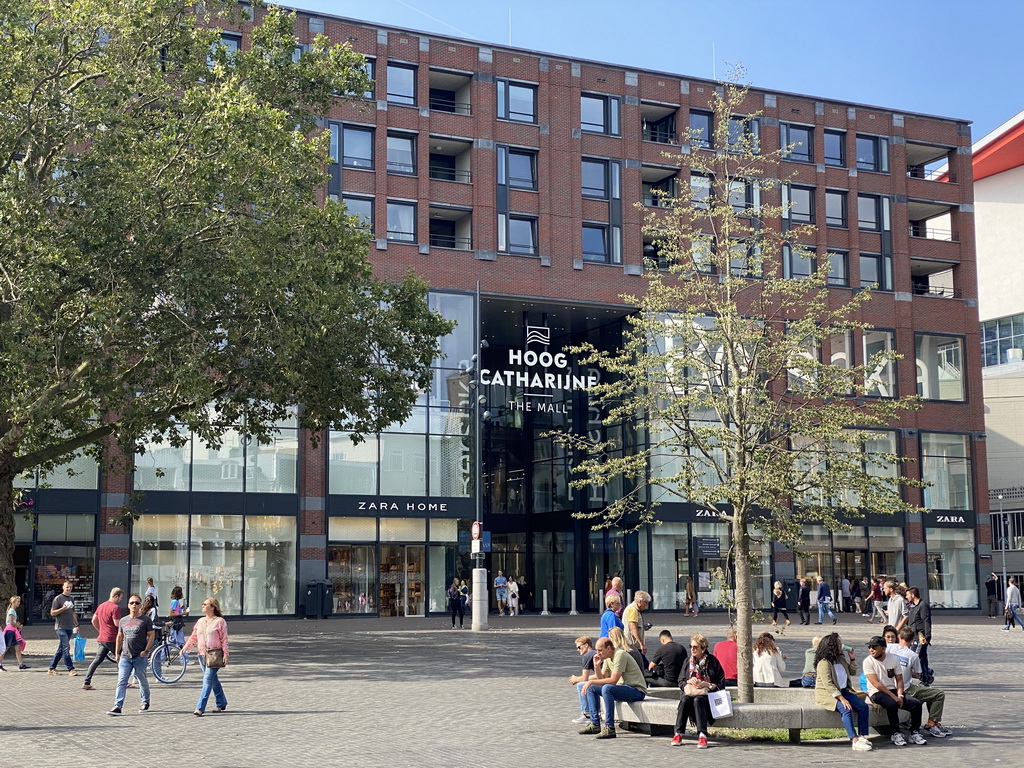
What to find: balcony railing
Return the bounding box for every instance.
[429,96,471,116]
[386,160,416,175]
[428,165,471,183]
[642,127,677,144]
[429,233,472,250]
[912,284,962,299]
[908,166,955,182]
[909,225,958,242]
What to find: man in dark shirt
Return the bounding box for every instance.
[48,580,79,675]
[986,573,1000,618]
[648,630,687,687]
[570,636,599,723]
[82,587,124,690]
[107,593,155,716]
[906,586,933,686]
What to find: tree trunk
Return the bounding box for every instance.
[733,511,754,703]
[0,454,19,602]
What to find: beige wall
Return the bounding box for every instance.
[976,164,1024,322]
[983,369,1024,489]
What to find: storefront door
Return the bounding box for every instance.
[379,545,425,617]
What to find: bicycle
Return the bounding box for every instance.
[150,622,204,684]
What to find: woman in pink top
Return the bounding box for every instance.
[182,597,229,716]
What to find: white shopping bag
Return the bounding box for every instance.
[709,689,734,719]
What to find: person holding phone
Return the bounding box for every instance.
[862,635,925,746]
[813,633,872,751]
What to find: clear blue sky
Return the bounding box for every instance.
[291,0,1023,140]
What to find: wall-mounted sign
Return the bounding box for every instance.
[694,537,721,558]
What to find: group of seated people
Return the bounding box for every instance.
[568,624,951,749]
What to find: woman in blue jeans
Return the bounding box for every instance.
[1004,577,1024,631]
[182,597,229,716]
[814,633,873,751]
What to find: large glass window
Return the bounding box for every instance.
[533,531,574,610]
[341,195,374,231]
[189,514,244,615]
[328,543,378,614]
[856,134,889,173]
[863,329,896,397]
[781,123,813,163]
[130,514,190,613]
[690,110,712,148]
[386,201,416,242]
[241,516,296,615]
[858,194,881,231]
[582,224,609,262]
[329,432,378,494]
[507,149,537,190]
[860,252,893,291]
[19,450,100,490]
[582,159,609,198]
[916,334,965,401]
[786,185,815,224]
[981,313,1024,368]
[825,190,847,228]
[824,129,846,167]
[926,527,978,608]
[386,63,416,105]
[334,125,374,169]
[497,79,536,122]
[581,94,620,135]
[499,214,538,255]
[34,542,97,620]
[386,133,416,175]
[922,433,973,511]
[868,526,906,583]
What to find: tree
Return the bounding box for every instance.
[0,0,453,598]
[556,76,922,702]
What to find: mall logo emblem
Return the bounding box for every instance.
[525,325,550,347]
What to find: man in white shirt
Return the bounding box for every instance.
[885,626,952,738]
[885,581,908,632]
[862,635,925,746]
[1003,577,1023,631]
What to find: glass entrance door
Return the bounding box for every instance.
[379,545,426,617]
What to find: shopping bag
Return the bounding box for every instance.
[73,634,87,661]
[709,689,734,719]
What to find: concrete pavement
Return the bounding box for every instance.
[2,611,1020,767]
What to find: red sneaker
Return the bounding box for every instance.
[670,734,683,746]
[697,735,709,749]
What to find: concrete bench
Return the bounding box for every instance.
[617,686,914,743]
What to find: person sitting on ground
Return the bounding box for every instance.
[607,627,644,671]
[886,626,952,738]
[862,634,926,746]
[712,626,738,686]
[799,635,822,688]
[599,595,623,638]
[647,629,687,688]
[671,634,726,750]
[752,631,787,688]
[569,636,600,724]
[813,632,873,751]
[578,637,647,739]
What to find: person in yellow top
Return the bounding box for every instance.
[813,632,873,751]
[622,591,651,661]
[577,637,647,739]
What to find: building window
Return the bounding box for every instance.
[642,112,676,143]
[581,94,620,135]
[341,196,374,232]
[781,123,813,163]
[824,129,845,167]
[992,511,1024,551]
[857,194,883,231]
[386,63,416,105]
[690,110,712,149]
[859,252,893,291]
[386,201,416,242]
[783,244,815,279]
[727,116,759,152]
[981,314,1024,367]
[921,433,973,511]
[643,172,677,207]
[499,213,538,255]
[503,148,537,190]
[926,527,978,608]
[497,79,536,123]
[863,329,896,397]
[916,334,965,401]
[786,185,815,224]
[361,59,375,99]
[690,173,711,209]
[331,125,373,169]
[827,250,849,287]
[824,190,847,228]
[728,179,757,214]
[386,133,416,175]
[856,134,889,173]
[730,242,759,278]
[582,159,609,198]
[581,224,620,264]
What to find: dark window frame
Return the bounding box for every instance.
[581,93,621,136]
[824,129,846,167]
[690,110,713,149]
[499,213,538,256]
[341,195,374,233]
[386,132,417,176]
[787,184,815,224]
[582,223,611,263]
[825,189,848,228]
[386,200,417,242]
[337,125,374,170]
[386,62,417,106]
[859,252,894,291]
[507,148,538,190]
[783,244,816,279]
[827,250,849,287]
[497,79,537,123]
[582,158,610,199]
[857,194,883,232]
[856,134,889,173]
[781,123,814,163]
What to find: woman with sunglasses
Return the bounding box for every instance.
[671,634,726,749]
[182,597,229,716]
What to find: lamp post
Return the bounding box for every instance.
[470,282,489,631]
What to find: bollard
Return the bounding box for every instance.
[471,567,489,631]
[569,589,579,615]
[627,589,633,606]
[599,589,605,610]
[541,589,550,615]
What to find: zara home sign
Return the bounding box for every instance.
[479,325,598,413]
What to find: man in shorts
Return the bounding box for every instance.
[493,570,508,616]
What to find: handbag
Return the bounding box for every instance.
[709,689,734,719]
[205,647,226,668]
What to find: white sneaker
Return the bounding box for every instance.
[926,724,947,738]
[571,715,591,724]
[909,731,927,745]
[852,737,873,751]
[891,732,907,746]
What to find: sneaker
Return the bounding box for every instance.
[891,732,907,746]
[697,734,709,749]
[578,724,601,735]
[19,664,29,670]
[832,617,837,625]
[926,724,946,738]
[1002,627,1010,631]
[909,731,927,745]
[107,707,122,717]
[595,727,616,739]
[139,702,150,713]
[571,715,591,724]
[670,734,683,746]
[68,669,78,676]
[47,669,60,675]
[81,683,95,690]
[852,737,873,751]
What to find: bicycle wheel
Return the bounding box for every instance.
[151,643,186,683]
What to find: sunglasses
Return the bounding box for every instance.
[128,601,141,605]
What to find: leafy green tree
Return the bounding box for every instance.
[0,0,452,598]
[558,78,922,701]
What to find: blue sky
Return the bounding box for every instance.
[291,0,1023,141]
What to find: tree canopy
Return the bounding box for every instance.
[557,77,923,701]
[0,0,452,597]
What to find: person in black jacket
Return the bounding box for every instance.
[905,587,933,685]
[797,578,812,625]
[670,633,727,749]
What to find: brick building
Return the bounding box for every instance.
[13,7,987,620]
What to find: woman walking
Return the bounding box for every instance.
[771,581,791,626]
[3,596,29,669]
[813,632,872,751]
[507,576,520,617]
[752,632,787,687]
[797,578,812,625]
[168,586,187,645]
[447,578,464,629]
[182,597,229,716]
[684,576,699,617]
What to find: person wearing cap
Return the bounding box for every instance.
[862,634,926,746]
[886,626,952,739]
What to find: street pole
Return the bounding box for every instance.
[999,494,1008,604]
[471,281,489,632]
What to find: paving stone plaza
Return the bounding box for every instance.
[2,613,1019,767]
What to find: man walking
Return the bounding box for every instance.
[1003,577,1023,631]
[82,588,124,690]
[886,581,909,632]
[108,593,155,716]
[868,576,887,623]
[623,590,651,662]
[816,576,837,625]
[493,570,507,616]
[578,637,647,739]
[47,580,79,676]
[906,587,933,685]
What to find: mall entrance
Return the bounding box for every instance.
[378,545,426,617]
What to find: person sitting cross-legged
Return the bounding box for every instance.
[671,634,727,749]
[578,637,647,739]
[886,626,953,738]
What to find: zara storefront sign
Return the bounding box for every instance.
[479,325,598,413]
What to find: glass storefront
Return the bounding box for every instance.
[921,432,973,511]
[798,524,904,592]
[926,527,978,608]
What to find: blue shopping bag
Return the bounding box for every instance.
[73,634,87,662]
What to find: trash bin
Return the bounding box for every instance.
[320,580,334,617]
[303,580,334,619]
[783,578,801,612]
